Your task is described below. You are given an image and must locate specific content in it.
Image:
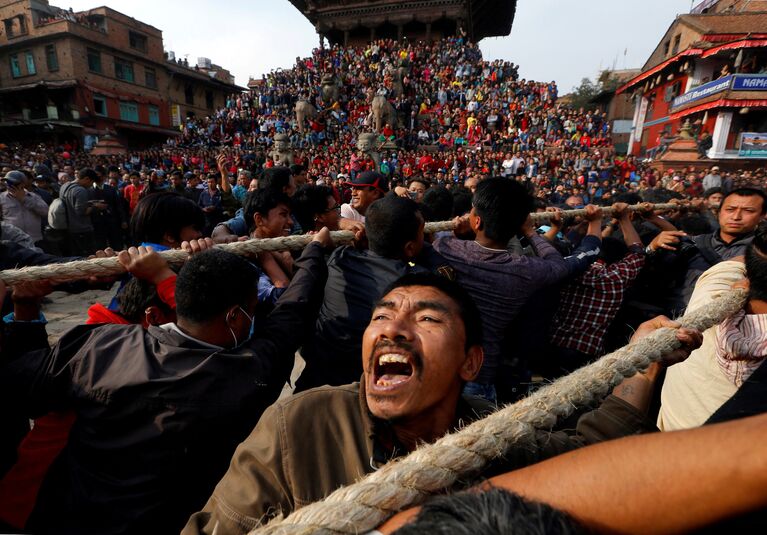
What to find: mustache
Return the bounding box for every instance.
[368,339,423,375]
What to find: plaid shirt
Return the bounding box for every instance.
[550,247,646,356]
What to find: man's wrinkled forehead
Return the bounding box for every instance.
[374,286,457,316]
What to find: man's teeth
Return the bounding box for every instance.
[378,354,409,365]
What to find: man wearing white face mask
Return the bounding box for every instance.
[0,229,333,535]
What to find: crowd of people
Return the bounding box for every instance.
[1,32,767,535]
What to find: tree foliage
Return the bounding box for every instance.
[568,70,622,110]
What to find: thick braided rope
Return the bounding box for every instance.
[0,203,675,285]
[253,288,747,535]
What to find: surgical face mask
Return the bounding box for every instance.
[229,306,255,349]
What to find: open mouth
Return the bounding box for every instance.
[373,353,414,388]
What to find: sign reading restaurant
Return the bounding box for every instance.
[671,74,767,110]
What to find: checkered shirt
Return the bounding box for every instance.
[550,248,646,357]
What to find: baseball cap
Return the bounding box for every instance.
[3,170,25,186]
[347,171,389,193]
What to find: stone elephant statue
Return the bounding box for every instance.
[370,95,399,132]
[295,100,317,135]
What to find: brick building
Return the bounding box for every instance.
[0,0,243,148]
[288,0,517,46]
[588,69,641,154]
[618,0,767,167]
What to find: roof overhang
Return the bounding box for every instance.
[618,38,767,95]
[115,122,180,136]
[670,97,767,121]
[0,79,78,94]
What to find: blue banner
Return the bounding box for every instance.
[732,74,767,91]
[672,76,732,109]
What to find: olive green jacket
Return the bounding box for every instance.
[183,382,648,535]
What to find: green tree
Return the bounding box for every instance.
[569,70,621,110]
[569,77,600,109]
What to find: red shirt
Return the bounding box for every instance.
[123,183,144,213]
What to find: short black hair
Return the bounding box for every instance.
[614,192,642,205]
[117,277,174,323]
[473,177,533,243]
[722,187,767,214]
[746,221,767,302]
[451,187,473,217]
[258,166,292,194]
[130,192,205,245]
[599,236,628,265]
[175,249,259,323]
[78,167,98,181]
[243,188,291,233]
[392,487,583,535]
[289,163,306,175]
[703,187,723,199]
[407,176,431,189]
[366,194,422,258]
[677,214,713,236]
[291,185,334,232]
[382,272,482,350]
[421,186,453,222]
[641,189,678,204]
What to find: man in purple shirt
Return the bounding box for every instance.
[434,178,602,402]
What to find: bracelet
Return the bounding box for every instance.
[645,245,656,255]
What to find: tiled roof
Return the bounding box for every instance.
[680,12,767,34]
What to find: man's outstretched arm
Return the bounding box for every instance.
[484,412,767,534]
[379,413,767,534]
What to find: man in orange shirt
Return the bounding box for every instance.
[122,171,144,214]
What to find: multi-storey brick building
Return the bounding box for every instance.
[0,0,243,147]
[618,0,767,167]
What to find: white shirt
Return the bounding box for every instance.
[658,261,745,431]
[340,203,365,223]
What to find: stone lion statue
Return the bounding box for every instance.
[320,73,342,106]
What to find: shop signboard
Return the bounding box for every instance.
[170,104,181,127]
[671,76,732,109]
[731,74,767,91]
[739,133,767,159]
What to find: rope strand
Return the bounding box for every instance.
[0,203,676,285]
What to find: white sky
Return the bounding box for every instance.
[62,0,698,91]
